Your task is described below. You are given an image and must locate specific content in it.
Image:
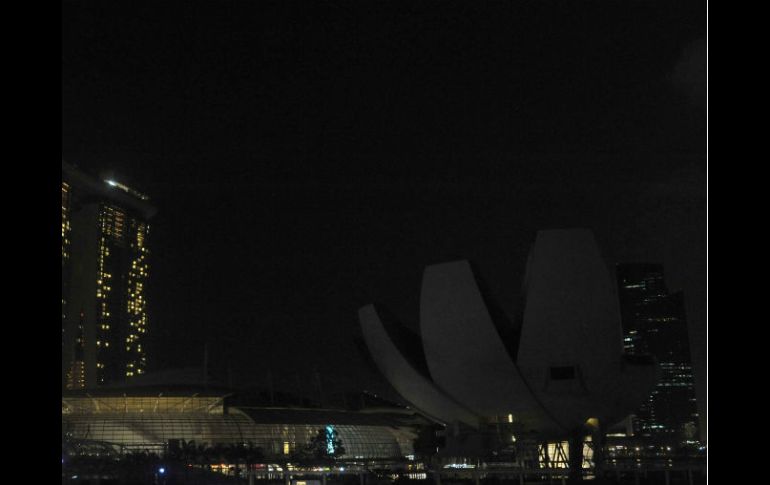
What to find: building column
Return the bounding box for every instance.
[567,431,583,484]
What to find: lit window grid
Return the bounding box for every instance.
[93,207,151,381]
[100,205,127,242]
[125,223,150,377]
[618,267,699,444]
[95,232,113,383]
[62,182,71,260]
[65,361,86,390]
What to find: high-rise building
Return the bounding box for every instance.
[616,263,699,446]
[62,161,156,389]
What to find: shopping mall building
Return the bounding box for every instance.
[62,385,426,462]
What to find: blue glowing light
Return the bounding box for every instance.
[325,425,335,455]
[158,467,166,474]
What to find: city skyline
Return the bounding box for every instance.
[617,263,700,445]
[62,0,706,438]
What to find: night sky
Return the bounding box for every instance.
[62,1,706,435]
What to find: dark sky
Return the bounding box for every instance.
[62,1,706,434]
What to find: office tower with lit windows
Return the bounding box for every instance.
[616,263,699,446]
[62,161,156,389]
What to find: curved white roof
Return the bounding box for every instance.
[420,260,558,432]
[359,305,481,427]
[359,229,658,439]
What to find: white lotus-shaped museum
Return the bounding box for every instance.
[358,229,658,443]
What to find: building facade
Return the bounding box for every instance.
[62,161,156,389]
[62,388,420,460]
[616,263,699,446]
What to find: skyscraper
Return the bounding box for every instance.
[62,161,156,389]
[616,263,699,446]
